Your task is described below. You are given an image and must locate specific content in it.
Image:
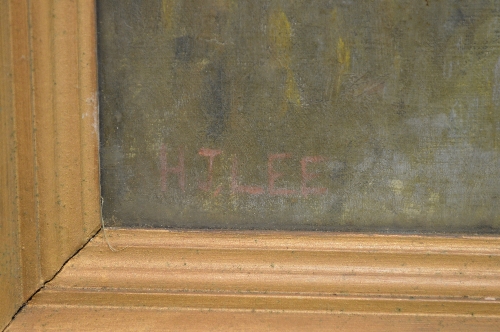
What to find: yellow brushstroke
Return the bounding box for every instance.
[269,10,292,61]
[162,0,174,32]
[285,72,301,106]
[269,9,301,115]
[337,37,350,67]
[336,37,350,93]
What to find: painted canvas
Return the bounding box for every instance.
[98,0,500,232]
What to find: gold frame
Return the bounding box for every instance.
[1,1,500,329]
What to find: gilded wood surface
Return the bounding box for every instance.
[0,1,101,329]
[7,229,500,330]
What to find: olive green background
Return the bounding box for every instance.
[98,0,500,232]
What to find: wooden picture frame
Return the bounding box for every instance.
[1,1,500,330]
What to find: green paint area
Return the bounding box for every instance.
[98,0,500,232]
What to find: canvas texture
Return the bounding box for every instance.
[98,0,500,232]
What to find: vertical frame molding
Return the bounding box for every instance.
[0,0,22,328]
[0,0,100,329]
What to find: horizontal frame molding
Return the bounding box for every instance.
[7,229,500,330]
